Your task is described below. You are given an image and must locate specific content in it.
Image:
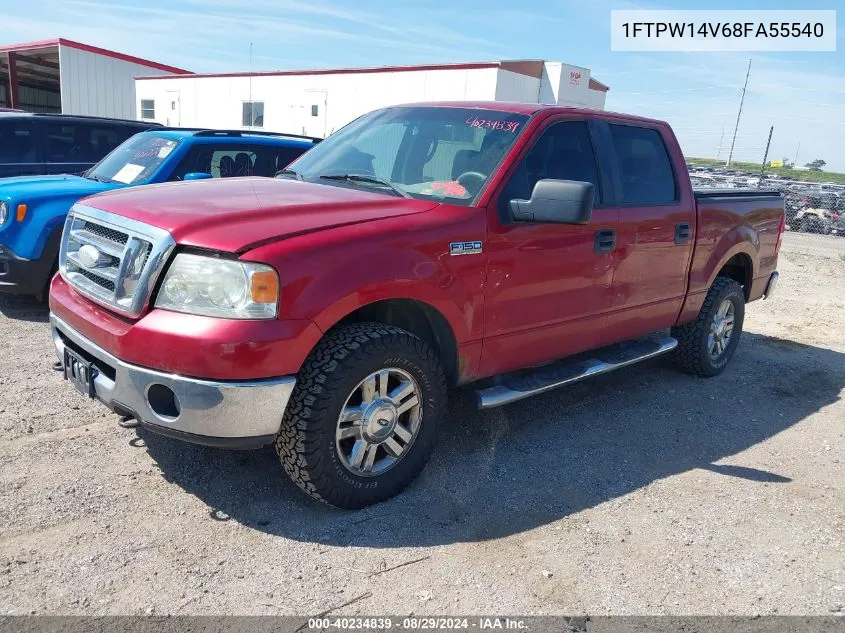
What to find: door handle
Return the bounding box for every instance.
[675,222,691,244]
[594,229,616,253]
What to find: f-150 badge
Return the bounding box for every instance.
[450,241,483,256]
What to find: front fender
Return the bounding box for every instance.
[243,206,488,348]
[1,197,74,260]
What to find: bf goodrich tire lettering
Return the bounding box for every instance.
[275,322,446,509]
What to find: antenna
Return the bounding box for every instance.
[726,58,751,168]
[248,42,253,129]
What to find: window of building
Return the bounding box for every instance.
[608,124,677,205]
[140,100,155,120]
[242,102,264,128]
[311,104,319,117]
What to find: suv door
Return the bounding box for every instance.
[479,117,619,377]
[167,143,260,180]
[0,117,43,177]
[596,120,696,339]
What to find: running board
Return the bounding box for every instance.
[475,334,678,409]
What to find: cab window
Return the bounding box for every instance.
[499,120,601,214]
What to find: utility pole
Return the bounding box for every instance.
[758,125,773,187]
[726,58,752,167]
[793,141,800,167]
[716,125,725,159]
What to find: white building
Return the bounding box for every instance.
[0,38,191,118]
[135,60,609,138]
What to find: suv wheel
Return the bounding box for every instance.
[671,277,745,377]
[275,323,446,508]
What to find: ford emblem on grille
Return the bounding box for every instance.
[77,244,104,268]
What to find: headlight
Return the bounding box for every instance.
[155,253,279,319]
[0,202,7,225]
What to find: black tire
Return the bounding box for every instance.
[275,323,446,509]
[37,259,59,304]
[671,277,745,378]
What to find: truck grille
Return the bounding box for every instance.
[59,204,175,317]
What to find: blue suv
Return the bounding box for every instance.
[0,129,317,299]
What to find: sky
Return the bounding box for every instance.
[3,0,844,170]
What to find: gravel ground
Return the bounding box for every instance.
[1,232,843,616]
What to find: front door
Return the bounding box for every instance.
[479,118,619,378]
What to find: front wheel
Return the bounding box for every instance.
[275,323,446,508]
[671,277,745,377]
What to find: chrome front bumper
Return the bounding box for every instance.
[50,315,296,448]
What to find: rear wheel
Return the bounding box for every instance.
[275,323,446,508]
[672,277,745,377]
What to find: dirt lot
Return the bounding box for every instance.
[1,232,843,616]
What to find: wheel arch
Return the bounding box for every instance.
[326,298,460,387]
[715,252,753,301]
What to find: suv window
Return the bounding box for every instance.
[608,124,677,205]
[169,143,306,180]
[88,134,180,184]
[212,148,257,178]
[500,120,601,209]
[268,145,311,174]
[0,119,38,163]
[44,121,125,163]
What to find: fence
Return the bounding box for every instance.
[689,168,845,237]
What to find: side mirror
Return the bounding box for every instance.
[183,172,213,181]
[509,179,594,224]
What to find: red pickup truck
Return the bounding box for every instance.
[49,102,784,508]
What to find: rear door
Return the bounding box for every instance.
[0,117,43,177]
[597,120,696,339]
[479,116,619,377]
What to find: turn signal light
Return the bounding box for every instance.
[250,270,279,304]
[16,204,27,222]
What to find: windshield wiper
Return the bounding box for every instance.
[276,168,303,181]
[318,173,410,198]
[84,173,111,183]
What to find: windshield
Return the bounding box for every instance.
[86,134,180,184]
[287,107,529,205]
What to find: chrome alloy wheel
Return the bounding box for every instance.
[335,368,422,477]
[708,298,735,359]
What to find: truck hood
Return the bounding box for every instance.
[0,174,114,203]
[81,177,439,252]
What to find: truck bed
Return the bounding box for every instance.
[684,187,784,318]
